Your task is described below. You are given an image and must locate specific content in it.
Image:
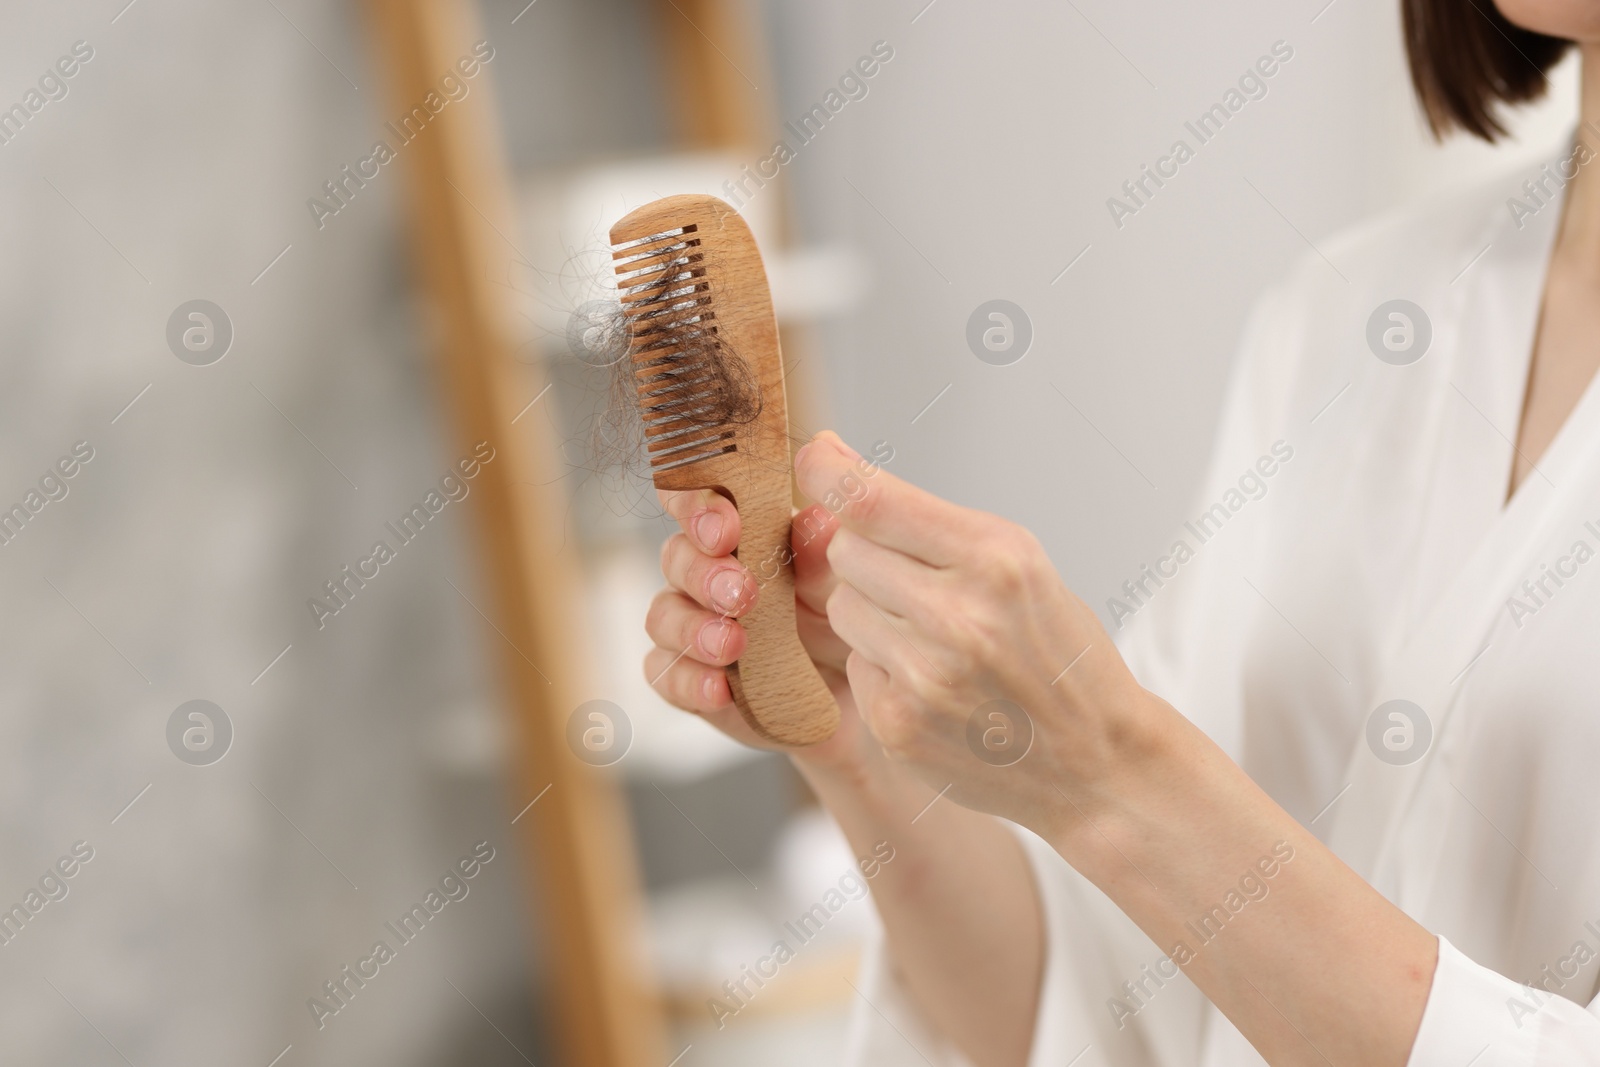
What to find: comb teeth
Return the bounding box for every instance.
[611,223,738,475]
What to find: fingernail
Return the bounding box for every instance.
[700,618,733,659]
[701,674,721,705]
[794,440,814,469]
[709,568,748,613]
[694,510,724,550]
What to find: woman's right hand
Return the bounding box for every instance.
[643,488,878,774]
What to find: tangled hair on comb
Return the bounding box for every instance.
[526,219,787,533]
[596,229,764,477]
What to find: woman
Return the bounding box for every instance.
[642,0,1600,1063]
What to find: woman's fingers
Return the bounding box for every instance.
[642,644,777,748]
[644,589,746,666]
[794,431,975,567]
[825,578,918,678]
[660,533,758,617]
[789,503,853,670]
[660,487,741,555]
[825,525,939,619]
[796,594,853,672]
[644,644,732,713]
[844,650,898,747]
[791,504,842,614]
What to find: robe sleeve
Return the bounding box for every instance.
[1110,272,1311,758]
[841,276,1313,1067]
[1405,937,1600,1066]
[841,824,1208,1067]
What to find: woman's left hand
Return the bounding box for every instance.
[793,430,1175,836]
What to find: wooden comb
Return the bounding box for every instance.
[610,194,839,746]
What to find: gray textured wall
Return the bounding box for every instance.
[0,2,539,1063]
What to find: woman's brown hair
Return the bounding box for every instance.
[1402,0,1572,140]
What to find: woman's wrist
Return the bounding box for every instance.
[790,739,932,826]
[1032,688,1209,882]
[1036,685,1307,935]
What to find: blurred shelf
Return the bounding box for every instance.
[514,152,868,346]
[662,943,861,1023]
[646,808,872,1026]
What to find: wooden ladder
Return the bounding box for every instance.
[363,2,669,1064]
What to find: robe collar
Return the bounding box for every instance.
[1325,145,1600,896]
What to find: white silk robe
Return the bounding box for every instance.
[844,157,1600,1066]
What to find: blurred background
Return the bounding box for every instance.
[0,0,1577,1064]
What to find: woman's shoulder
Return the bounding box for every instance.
[1278,160,1535,303]
[1219,161,1543,449]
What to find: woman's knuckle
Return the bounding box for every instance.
[823,528,849,570]
[663,533,697,584]
[1016,529,1053,581]
[824,583,851,624]
[872,692,918,752]
[965,521,1026,588]
[672,664,705,709]
[989,549,1028,594]
[643,653,671,693]
[969,610,1010,661]
[918,594,962,642]
[643,593,672,638]
[680,672,704,710]
[902,665,945,705]
[844,483,881,526]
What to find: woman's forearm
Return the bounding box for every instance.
[1038,693,1437,1067]
[796,751,1044,1067]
